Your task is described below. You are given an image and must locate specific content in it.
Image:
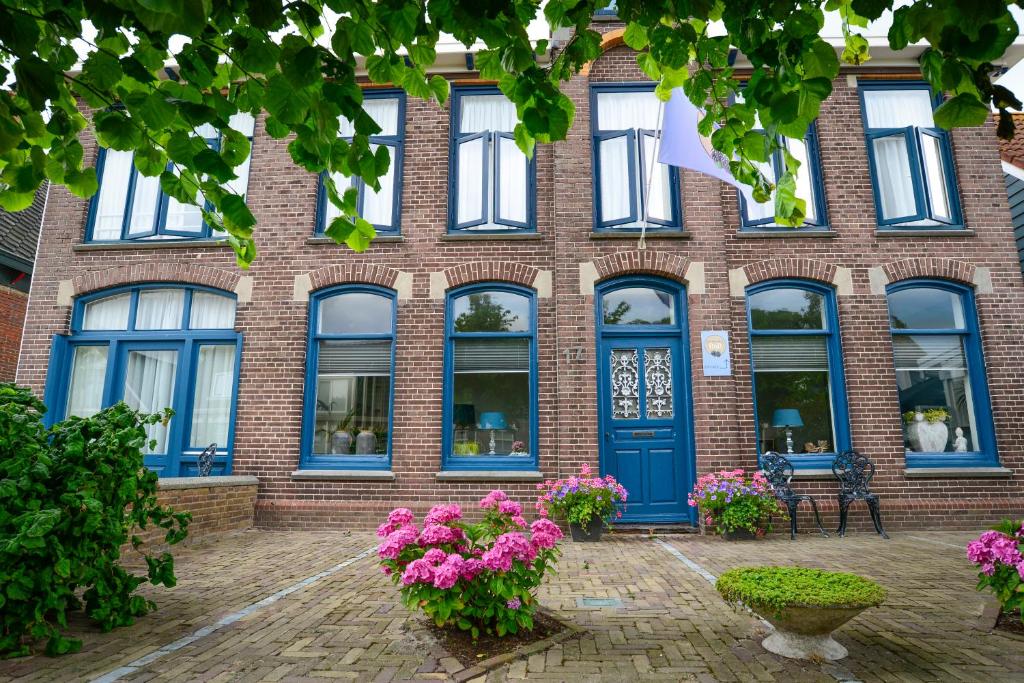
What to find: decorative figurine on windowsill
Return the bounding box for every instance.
[510,440,526,455]
[803,440,830,454]
[953,427,968,452]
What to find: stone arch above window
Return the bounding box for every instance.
[742,258,838,286]
[71,263,240,297]
[881,257,976,287]
[307,263,404,291]
[442,261,539,289]
[593,250,690,284]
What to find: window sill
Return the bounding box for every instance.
[440,232,542,241]
[307,235,404,245]
[787,469,836,480]
[74,239,231,251]
[735,229,835,238]
[904,467,1012,479]
[158,475,259,490]
[589,231,690,240]
[875,228,974,237]
[436,470,544,482]
[291,469,396,481]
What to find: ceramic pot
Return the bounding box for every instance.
[355,429,377,454]
[331,431,352,454]
[569,517,604,542]
[750,602,871,661]
[906,412,949,452]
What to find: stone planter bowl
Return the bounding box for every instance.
[752,602,869,660]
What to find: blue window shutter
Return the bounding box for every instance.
[594,129,638,228]
[43,335,71,427]
[452,131,490,230]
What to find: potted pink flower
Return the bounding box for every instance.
[688,469,782,540]
[535,463,628,542]
[967,520,1024,629]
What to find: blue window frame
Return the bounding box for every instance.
[745,280,850,469]
[300,285,396,470]
[858,82,963,229]
[886,280,998,467]
[591,83,682,231]
[86,114,255,242]
[448,87,535,233]
[316,90,406,236]
[442,283,538,470]
[594,0,618,17]
[43,284,242,477]
[739,124,828,230]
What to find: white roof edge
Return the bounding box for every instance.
[1002,160,1024,182]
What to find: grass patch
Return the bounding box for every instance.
[716,566,887,612]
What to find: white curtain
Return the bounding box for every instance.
[598,135,631,223]
[863,90,935,128]
[93,151,133,239]
[873,134,916,220]
[456,135,486,225]
[641,133,671,222]
[82,293,130,330]
[338,98,399,137]
[920,134,952,220]
[123,349,178,454]
[190,345,235,448]
[136,289,184,330]
[190,292,236,329]
[595,91,661,131]
[322,171,353,225]
[66,346,108,417]
[362,142,397,226]
[459,95,517,133]
[496,135,527,224]
[127,174,162,235]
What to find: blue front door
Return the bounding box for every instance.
[597,278,695,523]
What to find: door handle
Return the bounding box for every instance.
[604,432,611,441]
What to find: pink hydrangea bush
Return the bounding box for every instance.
[688,469,782,537]
[535,463,628,527]
[966,520,1024,624]
[377,492,562,638]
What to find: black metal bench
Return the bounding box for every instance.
[761,451,829,540]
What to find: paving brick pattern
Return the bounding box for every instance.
[1,529,1021,682]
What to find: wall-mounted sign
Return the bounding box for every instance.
[701,331,731,376]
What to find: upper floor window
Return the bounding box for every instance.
[443,284,537,469]
[886,281,997,466]
[88,114,255,242]
[746,281,850,468]
[449,87,534,233]
[301,286,396,469]
[317,92,405,235]
[860,83,962,228]
[47,285,240,476]
[739,124,827,230]
[592,84,681,230]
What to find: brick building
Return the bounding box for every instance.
[0,186,43,382]
[15,18,1024,530]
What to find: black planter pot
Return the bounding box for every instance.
[569,517,604,542]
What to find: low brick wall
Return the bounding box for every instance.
[134,476,259,547]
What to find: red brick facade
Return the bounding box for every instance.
[17,29,1024,531]
[0,285,27,382]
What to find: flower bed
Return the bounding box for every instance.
[535,463,628,535]
[688,469,782,538]
[967,520,1024,632]
[377,491,561,639]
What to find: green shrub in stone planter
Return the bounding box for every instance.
[717,566,886,661]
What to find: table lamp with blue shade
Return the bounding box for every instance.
[478,412,507,455]
[771,408,803,455]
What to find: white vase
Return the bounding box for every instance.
[907,413,948,452]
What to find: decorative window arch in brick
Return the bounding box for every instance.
[741,257,838,287]
[307,263,404,292]
[442,261,539,289]
[880,257,976,287]
[593,250,691,285]
[71,262,240,298]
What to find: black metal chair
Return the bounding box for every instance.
[761,451,829,540]
[832,450,889,539]
[197,443,218,477]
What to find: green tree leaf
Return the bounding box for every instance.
[933,93,990,129]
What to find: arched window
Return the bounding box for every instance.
[301,286,396,470]
[886,281,997,466]
[46,285,240,476]
[442,284,537,470]
[746,281,850,467]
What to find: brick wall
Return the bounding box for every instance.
[0,285,27,382]
[17,27,1024,531]
[132,477,259,547]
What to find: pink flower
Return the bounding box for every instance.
[378,508,416,537]
[460,558,485,580]
[419,524,465,546]
[497,499,523,517]
[423,547,448,565]
[480,490,509,509]
[1018,561,1024,581]
[512,515,527,528]
[530,518,562,538]
[378,524,419,560]
[424,503,462,526]
[580,463,592,475]
[481,532,537,572]
[432,555,465,589]
[400,558,434,585]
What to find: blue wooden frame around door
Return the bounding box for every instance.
[595,276,696,524]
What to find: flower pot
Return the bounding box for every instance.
[906,412,949,452]
[721,527,761,541]
[752,603,869,661]
[568,517,604,542]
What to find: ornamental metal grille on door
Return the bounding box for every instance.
[610,349,639,419]
[644,347,673,418]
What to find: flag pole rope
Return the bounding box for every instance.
[639,97,666,251]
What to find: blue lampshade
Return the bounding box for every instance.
[478,412,508,430]
[771,408,803,428]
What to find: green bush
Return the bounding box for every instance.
[0,384,190,658]
[716,566,887,614]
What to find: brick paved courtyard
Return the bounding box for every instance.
[1,528,1021,682]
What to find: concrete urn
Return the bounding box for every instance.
[754,603,869,661]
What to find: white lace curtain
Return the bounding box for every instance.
[190,345,236,448]
[863,90,936,221]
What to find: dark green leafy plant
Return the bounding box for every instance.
[0,383,190,658]
[0,1,1020,260]
[716,566,887,615]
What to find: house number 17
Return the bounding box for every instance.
[563,347,585,362]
